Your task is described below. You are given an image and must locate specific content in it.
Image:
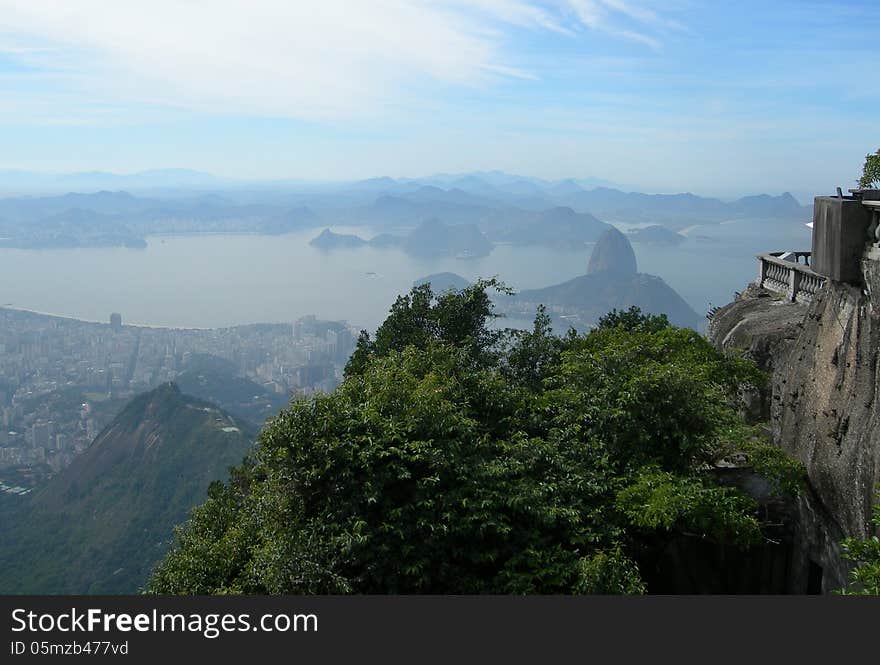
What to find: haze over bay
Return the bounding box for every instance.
[0,216,806,331]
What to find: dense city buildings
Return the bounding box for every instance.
[0,307,356,488]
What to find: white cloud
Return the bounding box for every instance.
[598,0,686,32]
[0,0,682,120]
[563,0,680,50]
[446,0,576,35]
[613,29,662,50]
[565,0,605,29]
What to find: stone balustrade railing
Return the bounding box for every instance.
[757,252,826,303]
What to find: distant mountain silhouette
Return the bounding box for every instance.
[0,189,324,248]
[369,232,404,248]
[495,207,611,248]
[310,228,367,249]
[0,190,156,222]
[403,218,492,258]
[447,175,502,197]
[557,188,808,226]
[404,185,493,207]
[363,194,491,227]
[627,225,685,245]
[0,171,811,249]
[413,272,471,292]
[732,192,804,218]
[505,227,698,330]
[308,219,492,258]
[350,176,399,192]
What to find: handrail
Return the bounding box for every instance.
[757,252,826,303]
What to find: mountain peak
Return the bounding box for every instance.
[0,384,254,593]
[587,227,638,277]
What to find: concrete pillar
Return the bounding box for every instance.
[811,197,872,284]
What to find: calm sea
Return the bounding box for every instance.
[0,220,809,332]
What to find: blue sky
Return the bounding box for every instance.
[0,0,877,198]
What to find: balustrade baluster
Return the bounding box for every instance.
[755,252,824,303]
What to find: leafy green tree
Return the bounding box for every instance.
[596,306,670,333]
[858,148,880,189]
[147,288,795,595]
[839,495,880,595]
[344,278,510,377]
[502,304,568,391]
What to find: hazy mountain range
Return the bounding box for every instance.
[0,170,811,250]
[0,169,628,196]
[311,218,493,258]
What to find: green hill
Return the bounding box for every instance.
[0,383,254,594]
[174,354,289,426]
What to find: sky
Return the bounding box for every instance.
[0,0,877,198]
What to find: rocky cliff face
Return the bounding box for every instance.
[706,285,808,422]
[708,264,880,592]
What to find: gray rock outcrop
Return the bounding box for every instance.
[707,261,880,592]
[587,226,637,276]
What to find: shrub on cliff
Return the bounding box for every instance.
[840,497,880,595]
[147,287,786,594]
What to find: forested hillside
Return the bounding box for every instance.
[0,384,254,594]
[148,282,801,594]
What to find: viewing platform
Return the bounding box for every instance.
[753,189,880,304]
[756,252,825,303]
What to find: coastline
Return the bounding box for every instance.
[0,303,367,334]
[0,305,211,331]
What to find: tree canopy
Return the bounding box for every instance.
[147,287,800,594]
[859,148,880,189]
